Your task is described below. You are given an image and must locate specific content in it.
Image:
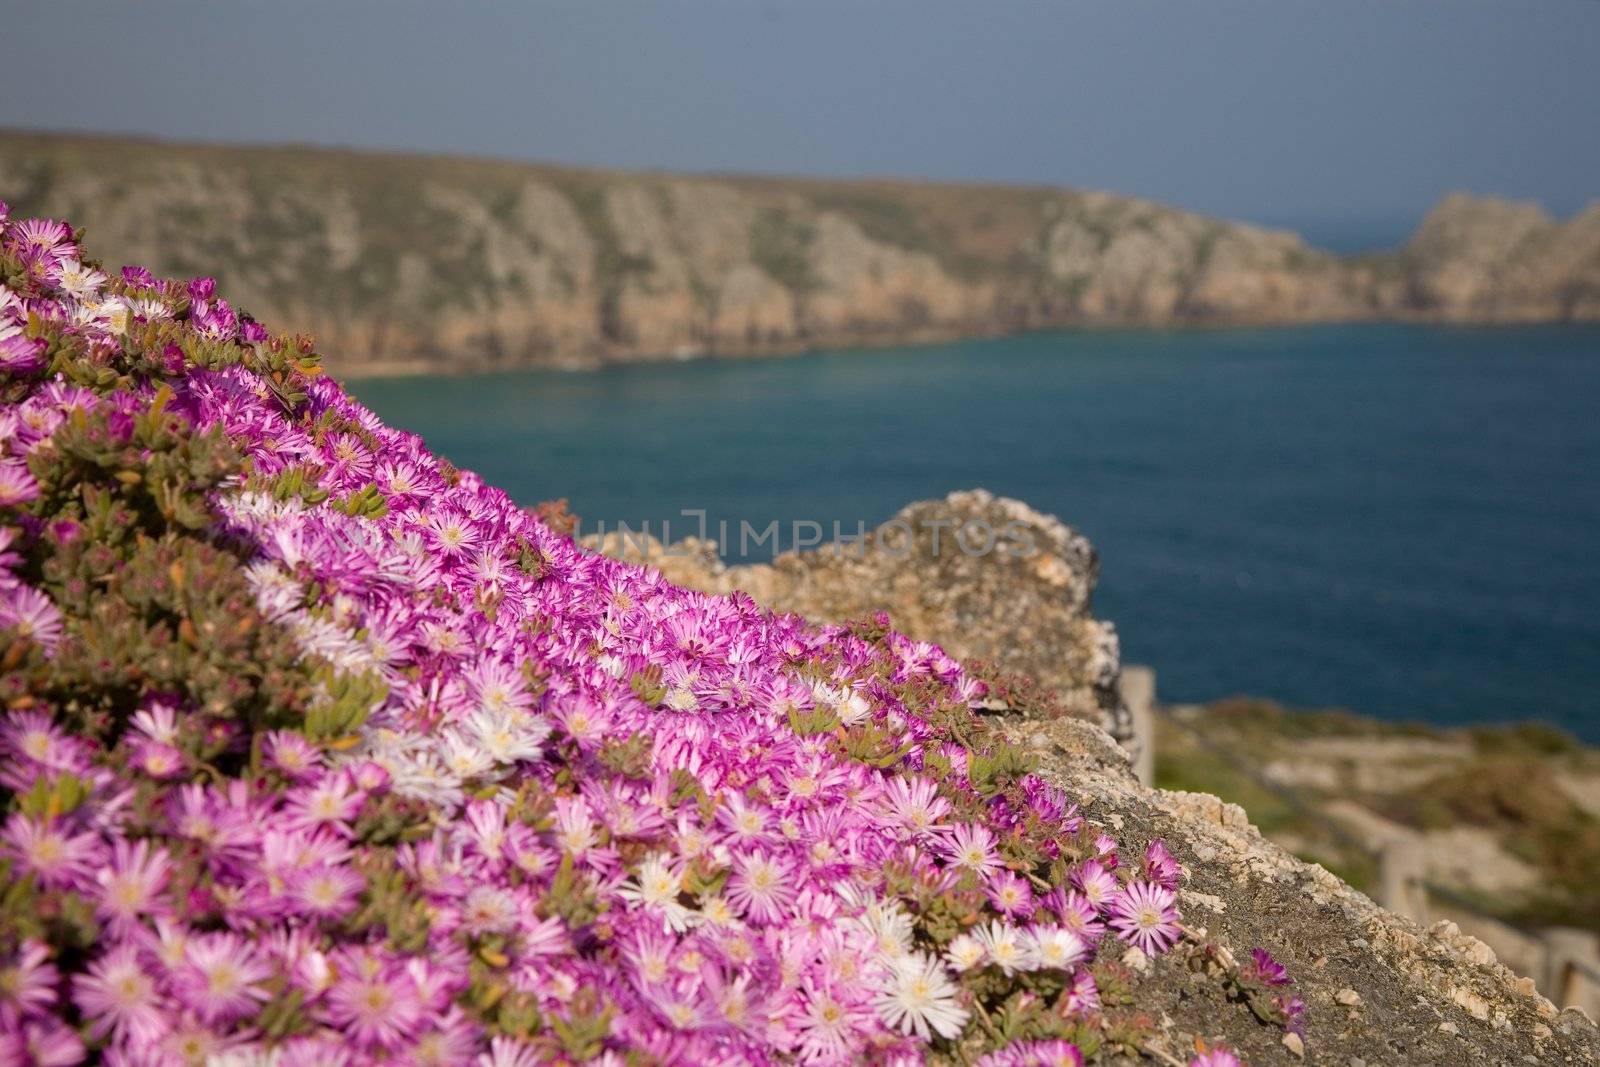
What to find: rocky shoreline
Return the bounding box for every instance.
[3,130,1598,378]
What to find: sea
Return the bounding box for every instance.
[350,323,1600,741]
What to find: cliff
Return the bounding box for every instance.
[2,130,1597,378]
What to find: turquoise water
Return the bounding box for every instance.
[351,324,1600,740]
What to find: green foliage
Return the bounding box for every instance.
[748,208,818,294]
[968,744,1033,798]
[302,667,386,742]
[786,704,840,737]
[597,732,653,780]
[331,483,389,519]
[837,721,913,769]
[808,191,934,253]
[629,666,666,707]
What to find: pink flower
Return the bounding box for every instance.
[0,940,60,1025]
[321,949,424,1050]
[173,933,274,1025]
[289,865,366,920]
[284,776,366,836]
[1108,881,1181,956]
[131,739,186,779]
[2,814,104,890]
[1241,946,1291,987]
[986,870,1035,918]
[976,1039,1084,1067]
[0,461,40,507]
[264,730,324,780]
[95,839,173,931]
[0,330,46,375]
[726,850,798,924]
[7,218,76,260]
[882,774,952,835]
[1042,888,1105,942]
[943,822,1001,877]
[10,1017,85,1067]
[1189,1046,1243,1067]
[1143,839,1182,889]
[72,945,168,1044]
[1062,967,1100,1016]
[1069,859,1117,909]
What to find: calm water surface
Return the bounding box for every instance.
[351,324,1600,740]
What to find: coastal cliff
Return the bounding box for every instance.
[2,130,1597,377]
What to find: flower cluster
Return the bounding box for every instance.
[1236,948,1304,1037]
[0,210,1191,1064]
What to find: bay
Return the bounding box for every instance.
[352,323,1600,740]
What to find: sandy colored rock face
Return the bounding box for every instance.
[4,132,1597,376]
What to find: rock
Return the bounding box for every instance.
[998,713,1600,1064]
[1283,1031,1306,1057]
[1453,986,1493,1021]
[1181,890,1229,914]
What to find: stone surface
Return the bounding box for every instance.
[1003,713,1600,1064]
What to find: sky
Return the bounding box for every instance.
[2,1,1597,250]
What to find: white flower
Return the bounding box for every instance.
[974,920,1031,975]
[384,749,465,808]
[837,689,872,726]
[1025,925,1089,971]
[872,951,968,1040]
[98,298,131,335]
[944,932,987,971]
[55,259,107,299]
[461,886,520,935]
[854,895,914,961]
[465,708,550,765]
[617,853,681,908]
[664,685,699,712]
[440,730,494,780]
[132,297,171,320]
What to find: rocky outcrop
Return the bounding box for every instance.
[2,131,1596,377]
[587,490,1128,738]
[1400,194,1600,321]
[1008,713,1599,1064]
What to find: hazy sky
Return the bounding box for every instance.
[3,1,1597,248]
